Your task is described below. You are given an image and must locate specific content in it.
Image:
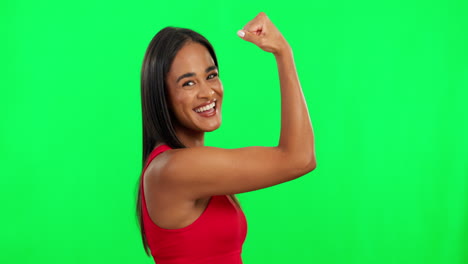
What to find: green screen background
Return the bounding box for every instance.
[1,0,467,263]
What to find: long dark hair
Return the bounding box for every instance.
[136,26,241,256]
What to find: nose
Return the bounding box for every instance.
[197,81,215,100]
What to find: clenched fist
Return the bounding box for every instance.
[237,12,290,56]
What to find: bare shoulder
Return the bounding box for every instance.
[143,147,178,187]
[143,148,210,229]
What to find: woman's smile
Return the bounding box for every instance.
[193,99,217,117]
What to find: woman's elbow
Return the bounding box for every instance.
[296,154,317,175]
[305,158,317,173]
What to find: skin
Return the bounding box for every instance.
[165,41,223,148]
[144,12,316,230]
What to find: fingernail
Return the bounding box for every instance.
[237,30,245,38]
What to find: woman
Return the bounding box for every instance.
[136,12,316,263]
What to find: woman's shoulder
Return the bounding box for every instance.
[147,145,230,183]
[145,144,175,183]
[145,145,210,184]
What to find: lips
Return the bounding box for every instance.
[196,105,216,117]
[193,99,216,112]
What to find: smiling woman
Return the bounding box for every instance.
[136,11,316,264]
[165,42,223,134]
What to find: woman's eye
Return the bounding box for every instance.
[208,73,218,79]
[182,81,195,87]
[183,73,217,87]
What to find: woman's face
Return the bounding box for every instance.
[165,41,223,133]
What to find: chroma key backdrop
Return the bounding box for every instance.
[1,0,467,264]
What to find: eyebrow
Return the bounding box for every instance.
[176,65,218,83]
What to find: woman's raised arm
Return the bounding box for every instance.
[146,12,316,199]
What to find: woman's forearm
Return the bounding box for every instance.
[275,46,316,169]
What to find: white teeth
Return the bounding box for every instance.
[195,102,216,113]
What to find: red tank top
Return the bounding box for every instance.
[140,144,248,264]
